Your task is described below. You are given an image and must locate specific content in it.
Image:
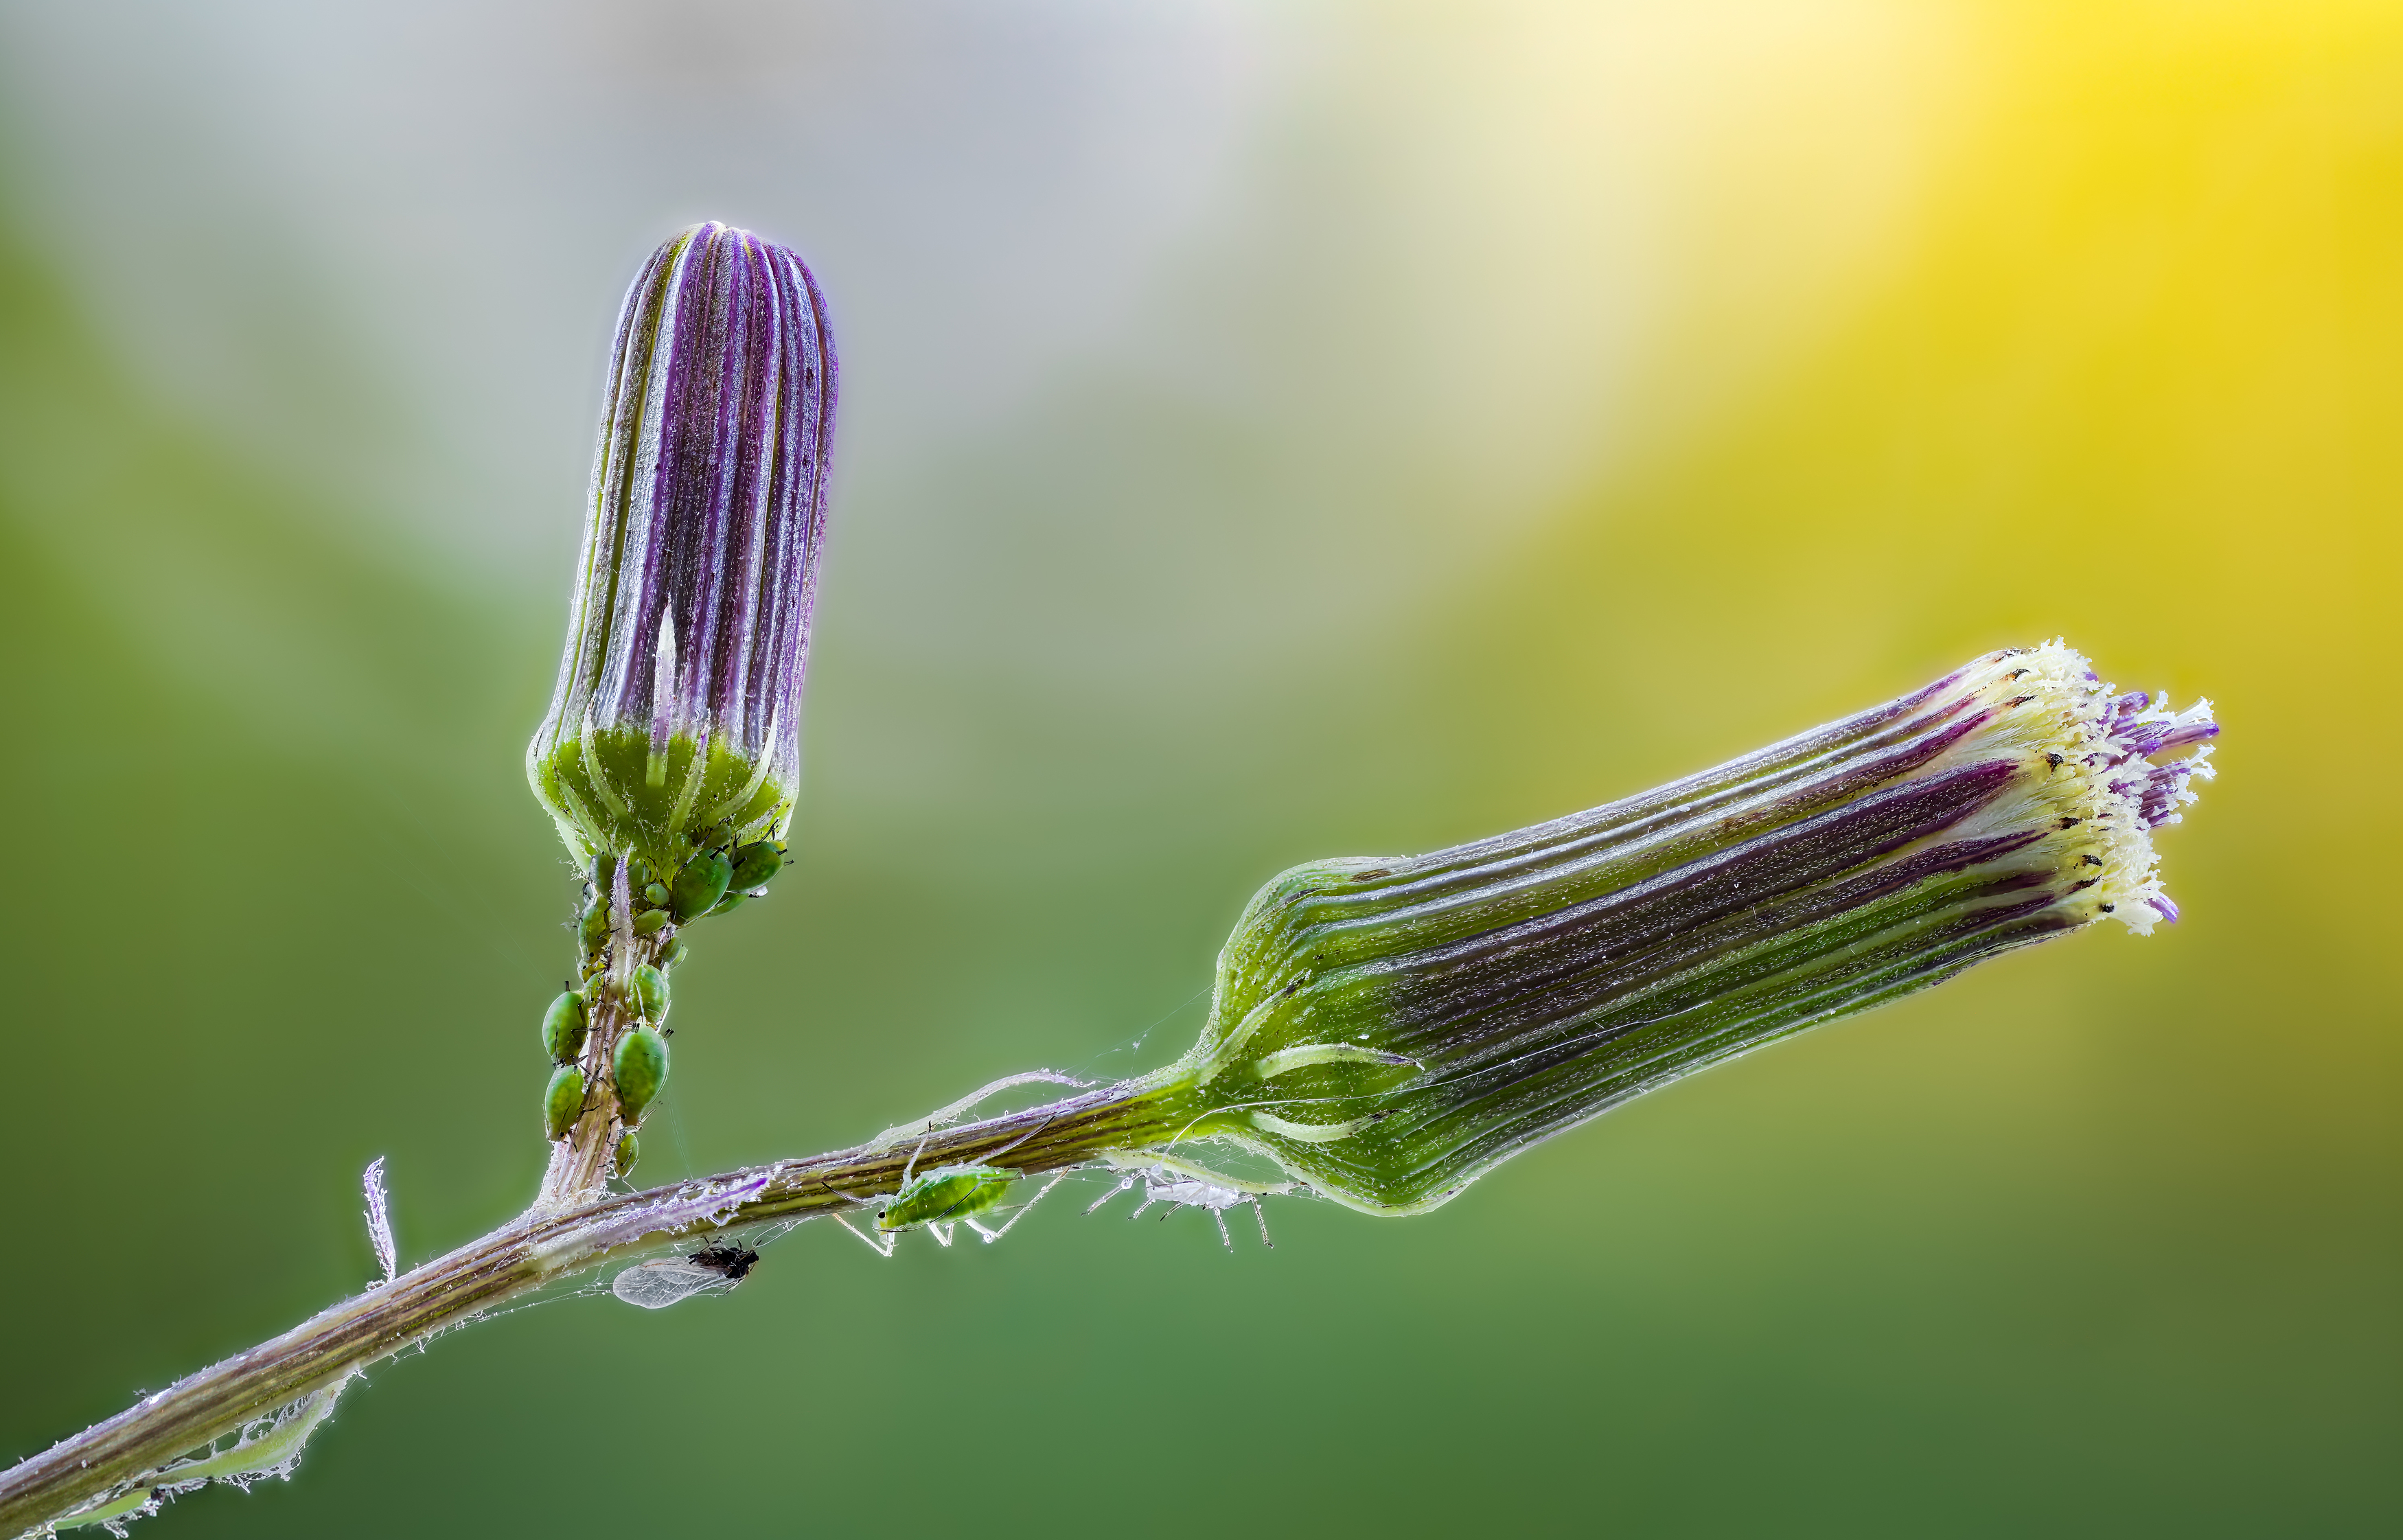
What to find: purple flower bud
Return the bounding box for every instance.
[528,223,837,866]
[1153,641,2219,1215]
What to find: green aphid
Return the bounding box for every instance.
[670,848,733,921]
[625,855,656,890]
[543,1065,587,1141]
[579,898,612,954]
[836,1162,1066,1256]
[642,882,672,909]
[614,1131,640,1179]
[613,1026,669,1126]
[728,840,784,891]
[541,991,589,1064]
[656,937,688,971]
[707,891,746,917]
[630,963,668,1021]
[632,908,671,936]
[881,1167,1015,1231]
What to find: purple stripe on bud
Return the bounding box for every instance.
[530,224,838,858]
[1170,641,2221,1214]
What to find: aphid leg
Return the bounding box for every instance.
[901,1133,933,1186]
[1083,1175,1136,1217]
[1250,1197,1274,1250]
[927,1221,957,1248]
[832,1213,897,1259]
[1128,1194,1157,1220]
[1211,1208,1233,1251]
[969,1172,1068,1244]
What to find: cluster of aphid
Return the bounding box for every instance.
[537,831,785,1177]
[831,1149,1287,1259]
[609,1160,1287,1313]
[605,1152,1291,1313]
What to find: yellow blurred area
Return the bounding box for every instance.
[0,3,2393,1535]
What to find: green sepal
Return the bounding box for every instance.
[529,726,792,874]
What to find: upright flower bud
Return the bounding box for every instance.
[1153,642,2218,1215]
[528,222,838,871]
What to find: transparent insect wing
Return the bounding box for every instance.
[612,1259,736,1310]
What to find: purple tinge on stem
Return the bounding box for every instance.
[530,222,838,855]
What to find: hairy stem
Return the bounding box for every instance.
[0,1071,1197,1537]
[539,857,656,1209]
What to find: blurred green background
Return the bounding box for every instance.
[0,2,2395,1535]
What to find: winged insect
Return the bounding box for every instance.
[611,1243,760,1309]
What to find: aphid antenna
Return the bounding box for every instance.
[1082,1173,1139,1217]
[973,1111,1060,1170]
[829,1213,897,1259]
[869,1070,1092,1151]
[1098,1150,1294,1197]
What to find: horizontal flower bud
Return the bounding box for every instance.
[528,222,837,869]
[1158,642,2218,1215]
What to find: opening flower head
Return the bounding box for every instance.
[1159,641,2220,1214]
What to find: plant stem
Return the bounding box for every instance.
[0,1071,1197,1537]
